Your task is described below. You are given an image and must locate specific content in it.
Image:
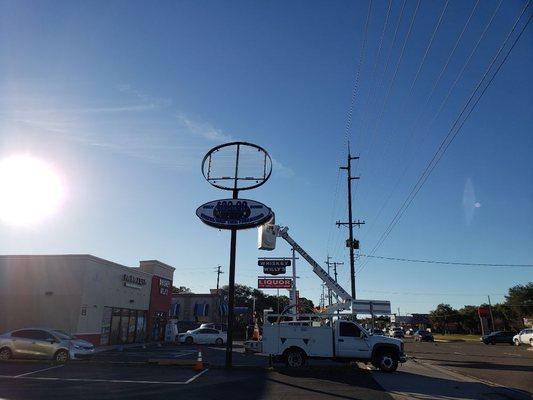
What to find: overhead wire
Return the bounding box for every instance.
[361,0,482,241]
[360,254,533,267]
[327,0,373,259]
[358,0,532,275]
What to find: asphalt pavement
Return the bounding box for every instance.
[0,339,531,399]
[404,337,533,395]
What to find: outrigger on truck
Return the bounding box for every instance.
[245,224,406,372]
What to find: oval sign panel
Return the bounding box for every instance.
[196,199,273,230]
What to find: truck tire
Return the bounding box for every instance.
[284,348,306,368]
[375,350,398,373]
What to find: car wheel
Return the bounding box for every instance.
[0,347,12,361]
[215,338,223,346]
[54,349,69,363]
[185,336,194,345]
[284,348,306,368]
[376,351,398,373]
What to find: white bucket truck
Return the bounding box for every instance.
[249,224,406,372]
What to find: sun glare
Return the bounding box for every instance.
[0,155,65,227]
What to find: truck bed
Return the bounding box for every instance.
[262,324,334,358]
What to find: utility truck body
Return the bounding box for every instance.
[261,312,406,372]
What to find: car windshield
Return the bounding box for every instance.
[51,330,75,340]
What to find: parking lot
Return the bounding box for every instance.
[0,340,531,400]
[404,337,533,395]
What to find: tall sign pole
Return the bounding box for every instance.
[291,248,297,319]
[197,142,272,368]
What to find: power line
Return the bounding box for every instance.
[360,0,482,243]
[358,1,532,274]
[359,254,533,268]
[343,0,373,147]
[360,0,421,162]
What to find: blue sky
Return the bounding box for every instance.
[0,0,531,314]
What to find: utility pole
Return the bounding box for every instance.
[215,265,224,292]
[332,261,344,283]
[488,295,496,332]
[338,146,365,301]
[325,255,332,306]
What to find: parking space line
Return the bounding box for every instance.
[174,351,197,358]
[185,368,209,383]
[0,368,210,385]
[14,365,64,377]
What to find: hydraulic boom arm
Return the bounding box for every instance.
[276,226,353,313]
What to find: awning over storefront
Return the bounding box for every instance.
[194,303,209,317]
[169,301,180,317]
[219,303,229,316]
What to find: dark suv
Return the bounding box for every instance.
[481,331,516,345]
[413,330,434,342]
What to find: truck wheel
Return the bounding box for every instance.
[376,351,398,373]
[285,348,305,368]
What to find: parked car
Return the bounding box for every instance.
[371,329,385,336]
[481,331,516,345]
[0,328,95,362]
[513,328,533,346]
[199,323,228,332]
[413,330,434,342]
[178,328,227,345]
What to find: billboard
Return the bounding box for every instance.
[258,277,293,289]
[352,300,391,315]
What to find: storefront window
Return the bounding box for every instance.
[136,311,146,343]
[110,308,121,345]
[100,307,112,345]
[120,309,130,344]
[128,310,137,343]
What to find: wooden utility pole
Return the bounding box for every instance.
[215,265,224,292]
[338,147,364,300]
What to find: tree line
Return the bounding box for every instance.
[429,282,532,333]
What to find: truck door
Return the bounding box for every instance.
[336,321,370,358]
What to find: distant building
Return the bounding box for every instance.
[0,255,174,346]
[170,289,227,327]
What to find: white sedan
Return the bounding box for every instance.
[513,328,533,346]
[178,328,227,345]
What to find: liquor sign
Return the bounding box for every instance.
[258,276,293,289]
[196,199,272,230]
[263,266,286,275]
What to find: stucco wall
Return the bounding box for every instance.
[0,255,85,333]
[76,257,152,337]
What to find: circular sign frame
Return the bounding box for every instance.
[201,141,273,191]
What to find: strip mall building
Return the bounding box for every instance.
[0,255,174,346]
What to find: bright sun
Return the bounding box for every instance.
[0,155,65,227]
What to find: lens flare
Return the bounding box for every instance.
[0,155,65,227]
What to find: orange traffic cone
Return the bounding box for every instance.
[193,349,204,371]
[252,322,260,341]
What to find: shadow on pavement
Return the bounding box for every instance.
[373,369,532,400]
[440,361,533,372]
